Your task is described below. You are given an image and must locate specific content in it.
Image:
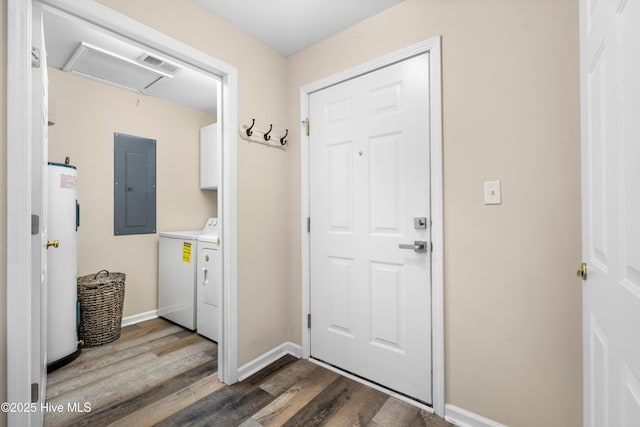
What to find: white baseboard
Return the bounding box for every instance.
[121,309,158,327]
[445,404,507,427]
[238,342,302,381]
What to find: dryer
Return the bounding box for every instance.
[197,234,220,341]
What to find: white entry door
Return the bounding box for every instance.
[310,53,432,403]
[580,0,640,425]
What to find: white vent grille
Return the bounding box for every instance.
[141,55,163,67]
[63,43,173,92]
[138,54,181,75]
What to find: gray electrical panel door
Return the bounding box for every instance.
[114,133,156,235]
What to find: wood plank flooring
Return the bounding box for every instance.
[45,318,451,426]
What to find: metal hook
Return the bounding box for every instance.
[264,124,273,141]
[246,118,255,137]
[280,129,288,146]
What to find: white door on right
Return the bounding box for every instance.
[310,53,432,403]
[580,0,640,425]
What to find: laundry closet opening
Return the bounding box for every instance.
[43,6,222,376]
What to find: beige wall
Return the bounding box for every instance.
[286,0,582,426]
[95,0,292,364]
[48,67,216,316]
[1,0,7,424]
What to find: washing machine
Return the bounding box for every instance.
[197,233,220,342]
[158,218,218,330]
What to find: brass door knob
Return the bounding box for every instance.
[576,262,587,281]
[46,240,59,249]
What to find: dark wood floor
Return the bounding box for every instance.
[45,318,451,426]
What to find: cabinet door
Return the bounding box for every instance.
[200,124,218,190]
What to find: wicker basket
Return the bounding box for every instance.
[77,270,126,347]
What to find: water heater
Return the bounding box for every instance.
[47,161,81,371]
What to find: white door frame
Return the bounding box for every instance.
[299,37,444,416]
[7,0,239,414]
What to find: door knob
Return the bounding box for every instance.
[399,241,427,253]
[46,240,59,249]
[577,262,587,281]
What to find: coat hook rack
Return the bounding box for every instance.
[264,124,272,141]
[246,118,255,137]
[239,118,287,151]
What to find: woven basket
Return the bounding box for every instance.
[77,270,126,347]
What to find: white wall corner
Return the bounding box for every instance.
[121,310,159,327]
[445,404,507,427]
[237,342,302,381]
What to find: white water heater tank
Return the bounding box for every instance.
[47,162,80,368]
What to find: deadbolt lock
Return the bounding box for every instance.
[414,217,427,229]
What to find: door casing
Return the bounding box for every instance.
[299,37,444,416]
[6,1,240,420]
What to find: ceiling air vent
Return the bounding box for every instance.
[138,54,181,75]
[63,42,173,92]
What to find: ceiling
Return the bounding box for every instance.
[43,11,220,116]
[43,0,405,114]
[196,0,406,57]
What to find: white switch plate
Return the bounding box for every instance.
[484,180,501,205]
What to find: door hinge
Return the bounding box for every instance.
[32,47,40,69]
[31,383,39,403]
[307,313,311,329]
[305,118,310,136]
[307,217,311,233]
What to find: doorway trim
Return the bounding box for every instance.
[299,37,444,416]
[7,0,239,412]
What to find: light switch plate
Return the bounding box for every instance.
[484,180,501,205]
